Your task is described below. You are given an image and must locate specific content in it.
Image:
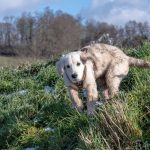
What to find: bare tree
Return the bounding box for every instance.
[0,8,150,57]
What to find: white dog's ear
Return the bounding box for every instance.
[56,56,65,76]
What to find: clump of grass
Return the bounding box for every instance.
[79,100,141,149]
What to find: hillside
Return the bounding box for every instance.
[0,43,150,150]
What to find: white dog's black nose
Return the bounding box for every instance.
[72,73,77,79]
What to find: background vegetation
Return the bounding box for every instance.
[0,7,150,57]
[0,43,150,150]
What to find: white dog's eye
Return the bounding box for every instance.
[67,65,70,68]
[77,62,80,66]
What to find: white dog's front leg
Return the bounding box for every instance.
[68,88,83,112]
[84,60,98,115]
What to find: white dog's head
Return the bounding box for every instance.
[56,51,86,83]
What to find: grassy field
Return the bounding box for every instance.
[0,56,46,67]
[0,44,150,149]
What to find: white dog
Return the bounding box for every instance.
[56,43,150,115]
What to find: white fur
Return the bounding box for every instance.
[56,51,98,115]
[56,52,85,85]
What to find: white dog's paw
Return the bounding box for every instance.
[95,101,104,107]
[87,101,97,115]
[87,109,96,116]
[72,104,83,113]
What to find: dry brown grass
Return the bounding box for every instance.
[79,100,142,149]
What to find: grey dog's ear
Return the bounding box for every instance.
[80,47,97,70]
[80,47,93,62]
[56,55,65,76]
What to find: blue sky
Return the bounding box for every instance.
[0,0,150,25]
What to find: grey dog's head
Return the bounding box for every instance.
[56,51,86,83]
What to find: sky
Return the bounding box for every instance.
[0,0,150,25]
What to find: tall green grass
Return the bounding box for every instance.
[0,43,150,149]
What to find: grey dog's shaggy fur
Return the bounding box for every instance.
[56,43,150,115]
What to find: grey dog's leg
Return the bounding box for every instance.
[68,88,83,112]
[107,76,122,98]
[86,83,98,115]
[97,78,110,100]
[102,88,110,100]
[106,61,129,98]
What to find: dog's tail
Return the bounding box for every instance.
[129,57,150,68]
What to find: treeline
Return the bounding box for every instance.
[0,7,150,57]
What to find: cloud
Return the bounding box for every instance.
[0,0,57,19]
[82,0,150,25]
[1,0,150,25]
